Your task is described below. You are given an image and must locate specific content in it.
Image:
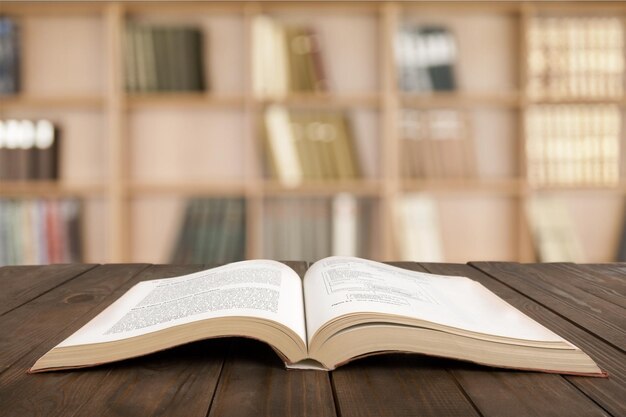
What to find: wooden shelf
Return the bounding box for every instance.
[125,93,244,110]
[127,181,247,196]
[0,181,106,198]
[402,178,525,195]
[401,91,522,109]
[402,2,523,14]
[525,182,626,194]
[258,93,380,109]
[0,95,104,110]
[1,2,104,15]
[262,180,383,197]
[524,96,626,106]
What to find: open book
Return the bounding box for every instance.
[31,257,605,376]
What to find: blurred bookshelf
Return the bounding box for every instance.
[0,1,625,265]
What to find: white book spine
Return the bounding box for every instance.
[332,193,358,257]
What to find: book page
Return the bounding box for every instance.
[59,260,306,347]
[303,257,563,345]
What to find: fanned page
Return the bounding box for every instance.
[57,260,307,348]
[303,257,567,346]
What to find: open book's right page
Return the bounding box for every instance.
[303,257,568,347]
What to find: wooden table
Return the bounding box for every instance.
[0,262,624,417]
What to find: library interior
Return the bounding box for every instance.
[1,1,625,266]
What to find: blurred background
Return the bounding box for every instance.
[0,1,625,266]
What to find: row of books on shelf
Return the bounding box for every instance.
[1,15,459,97]
[263,106,477,185]
[253,16,327,97]
[527,16,625,99]
[0,107,618,187]
[263,106,361,186]
[2,194,626,266]
[3,15,626,99]
[394,193,626,263]
[124,24,206,93]
[262,195,374,261]
[525,104,621,187]
[0,198,82,266]
[0,119,59,181]
[169,195,373,264]
[400,109,475,179]
[395,25,457,92]
[170,197,246,264]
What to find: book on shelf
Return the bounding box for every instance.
[263,196,372,262]
[526,195,585,263]
[0,198,82,266]
[527,16,624,99]
[0,119,59,181]
[525,104,621,187]
[124,23,206,93]
[0,16,19,94]
[263,105,361,187]
[253,15,327,98]
[170,197,246,264]
[331,193,358,257]
[396,24,457,93]
[30,256,605,376]
[400,109,475,179]
[263,197,331,262]
[393,193,443,262]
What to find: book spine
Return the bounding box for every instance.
[332,193,358,257]
[124,24,138,93]
[264,105,303,187]
[34,120,59,180]
[0,17,19,94]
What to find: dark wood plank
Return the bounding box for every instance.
[0,264,227,417]
[209,338,336,417]
[471,262,626,352]
[0,264,150,373]
[69,339,227,417]
[0,264,96,315]
[458,262,626,417]
[567,264,626,304]
[65,265,227,417]
[525,263,626,309]
[330,262,482,417]
[420,263,613,417]
[332,355,482,417]
[208,261,336,417]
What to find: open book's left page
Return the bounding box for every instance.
[57,260,307,348]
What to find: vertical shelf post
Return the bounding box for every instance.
[517,2,535,262]
[243,2,263,259]
[105,3,130,262]
[380,2,400,260]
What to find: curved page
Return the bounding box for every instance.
[303,257,565,345]
[59,260,306,348]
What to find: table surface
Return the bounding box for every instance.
[0,262,624,417]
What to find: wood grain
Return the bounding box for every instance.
[332,355,482,417]
[0,264,149,373]
[0,265,219,417]
[209,339,336,417]
[560,263,626,306]
[0,264,96,316]
[471,262,626,352]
